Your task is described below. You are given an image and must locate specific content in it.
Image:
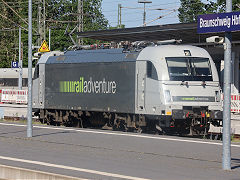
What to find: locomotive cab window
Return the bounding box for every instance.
[166,57,212,81]
[147,61,158,80]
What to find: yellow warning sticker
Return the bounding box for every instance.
[38,40,50,52]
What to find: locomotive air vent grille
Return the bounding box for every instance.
[125,53,138,59]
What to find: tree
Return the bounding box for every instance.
[0,0,109,68]
[178,0,240,23]
[0,0,31,68]
[216,0,240,12]
[46,0,109,50]
[178,0,206,23]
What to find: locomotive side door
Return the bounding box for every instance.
[136,61,146,112]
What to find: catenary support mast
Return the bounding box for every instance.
[222,0,232,170]
[27,0,33,138]
[18,27,22,90]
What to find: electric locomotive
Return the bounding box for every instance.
[32,44,222,135]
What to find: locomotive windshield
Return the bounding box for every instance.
[166,57,212,81]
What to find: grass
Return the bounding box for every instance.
[232,137,240,142]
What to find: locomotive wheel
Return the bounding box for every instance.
[113,120,128,131]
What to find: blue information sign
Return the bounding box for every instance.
[11,61,19,68]
[198,11,240,34]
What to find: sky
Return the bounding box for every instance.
[101,0,181,28]
[101,0,216,28]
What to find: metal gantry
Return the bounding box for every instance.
[118,4,122,28]
[37,0,46,45]
[78,0,84,45]
[138,0,152,27]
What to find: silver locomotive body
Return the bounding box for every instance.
[33,45,222,134]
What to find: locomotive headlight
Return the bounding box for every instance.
[164,90,172,103]
[215,91,221,102]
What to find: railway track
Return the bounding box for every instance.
[1,115,240,141]
[1,104,240,140]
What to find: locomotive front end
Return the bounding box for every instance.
[138,45,223,135]
[165,46,222,134]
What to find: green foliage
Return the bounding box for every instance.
[0,0,109,68]
[178,0,206,23]
[46,0,108,50]
[178,0,240,23]
[83,0,108,31]
[216,0,240,12]
[0,0,30,68]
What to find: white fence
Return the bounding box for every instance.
[231,94,240,113]
[1,89,28,104]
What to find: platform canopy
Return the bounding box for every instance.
[76,22,240,45]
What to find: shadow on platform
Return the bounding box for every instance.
[232,158,240,169]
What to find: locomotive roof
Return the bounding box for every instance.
[45,48,138,64]
[39,44,210,65]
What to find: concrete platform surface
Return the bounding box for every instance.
[0,164,85,180]
[0,122,239,180]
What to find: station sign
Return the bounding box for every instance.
[11,61,19,68]
[198,11,240,34]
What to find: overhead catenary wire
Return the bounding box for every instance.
[0,28,19,31]
[146,8,178,19]
[1,0,28,25]
[103,6,178,17]
[103,10,141,16]
[107,6,178,27]
[102,0,211,7]
[108,14,178,25]
[146,0,212,7]
[0,0,38,4]
[103,0,183,27]
[0,0,38,33]
[121,6,175,11]
[102,0,216,9]
[46,19,78,23]
[143,10,177,26]
[102,0,131,4]
[147,1,179,7]
[0,13,28,31]
[101,0,181,27]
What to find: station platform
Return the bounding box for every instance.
[0,122,239,179]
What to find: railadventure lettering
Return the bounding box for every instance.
[172,96,215,102]
[181,97,209,101]
[198,12,240,33]
[59,77,117,94]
